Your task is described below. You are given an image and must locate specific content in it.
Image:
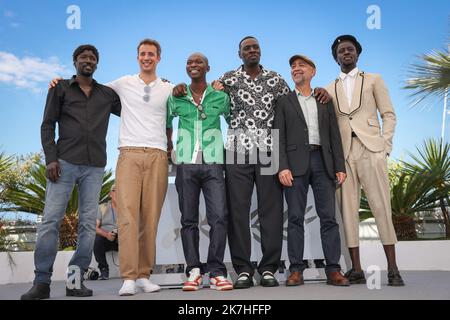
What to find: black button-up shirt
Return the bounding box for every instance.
[41,76,121,167]
[220,65,290,154]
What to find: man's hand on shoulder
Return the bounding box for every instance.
[172,83,187,97]
[48,77,63,90]
[313,87,331,104]
[212,80,224,91]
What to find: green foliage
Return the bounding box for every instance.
[4,163,114,216]
[3,159,115,250]
[404,49,450,106]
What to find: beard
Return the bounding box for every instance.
[78,64,95,77]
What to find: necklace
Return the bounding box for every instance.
[190,85,206,98]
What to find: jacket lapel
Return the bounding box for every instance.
[335,79,351,115]
[287,91,307,126]
[350,72,363,113]
[316,100,324,132]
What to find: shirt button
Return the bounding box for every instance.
[304,128,308,132]
[349,117,353,120]
[305,142,308,146]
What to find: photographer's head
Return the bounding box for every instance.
[110,184,117,203]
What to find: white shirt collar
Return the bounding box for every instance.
[339,67,359,81]
[295,88,314,98]
[136,74,160,87]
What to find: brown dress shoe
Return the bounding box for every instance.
[326,271,350,286]
[286,271,304,286]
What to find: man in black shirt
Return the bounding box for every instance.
[21,45,121,300]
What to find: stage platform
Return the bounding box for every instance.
[1,271,449,300]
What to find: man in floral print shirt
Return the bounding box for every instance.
[217,36,331,289]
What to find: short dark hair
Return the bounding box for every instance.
[238,36,258,51]
[137,38,161,57]
[73,44,99,63]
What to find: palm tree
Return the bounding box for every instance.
[404,139,450,238]
[4,163,114,249]
[0,153,16,207]
[404,49,450,106]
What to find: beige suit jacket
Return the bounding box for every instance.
[326,71,396,160]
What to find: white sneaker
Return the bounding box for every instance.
[136,278,161,293]
[119,280,136,296]
[182,268,203,291]
[210,276,233,291]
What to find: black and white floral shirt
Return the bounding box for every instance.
[220,65,290,154]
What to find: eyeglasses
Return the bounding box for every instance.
[143,85,151,102]
[197,104,207,120]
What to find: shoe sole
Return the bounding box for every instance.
[286,282,304,287]
[183,287,200,291]
[119,292,136,296]
[261,283,279,287]
[210,285,233,291]
[21,295,50,300]
[66,291,93,297]
[326,280,350,286]
[233,282,253,289]
[349,279,366,284]
[139,287,161,293]
[388,282,405,287]
[233,285,252,289]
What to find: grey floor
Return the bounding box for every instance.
[1,271,450,300]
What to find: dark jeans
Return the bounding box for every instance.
[175,164,228,277]
[225,152,284,276]
[285,150,341,275]
[93,235,118,270]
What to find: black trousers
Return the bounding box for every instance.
[93,235,118,270]
[285,150,341,275]
[225,152,284,276]
[175,164,228,277]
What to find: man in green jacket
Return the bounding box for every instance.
[167,53,233,291]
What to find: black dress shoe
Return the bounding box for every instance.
[234,272,254,289]
[260,271,279,287]
[388,270,405,286]
[66,282,93,297]
[344,268,366,284]
[20,283,50,300]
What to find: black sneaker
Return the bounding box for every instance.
[388,270,405,287]
[344,268,366,284]
[66,282,93,297]
[260,271,279,287]
[99,268,109,280]
[20,283,50,300]
[233,272,254,289]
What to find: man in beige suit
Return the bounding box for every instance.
[326,35,404,286]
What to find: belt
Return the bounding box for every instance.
[351,132,358,138]
[309,144,321,151]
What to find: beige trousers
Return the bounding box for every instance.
[115,147,168,280]
[338,137,397,248]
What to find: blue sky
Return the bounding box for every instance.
[0,0,449,174]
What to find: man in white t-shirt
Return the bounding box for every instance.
[49,39,173,296]
[109,39,174,296]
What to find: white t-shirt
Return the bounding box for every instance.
[107,75,174,151]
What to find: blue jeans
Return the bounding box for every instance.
[34,159,104,285]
